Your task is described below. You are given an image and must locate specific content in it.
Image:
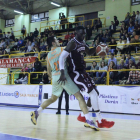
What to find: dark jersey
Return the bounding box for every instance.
[67,37,87,72]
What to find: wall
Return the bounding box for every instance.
[24,14,30,34]
[68,1,105,16]
[98,0,131,26]
[0,19,5,32]
[131,5,140,13]
[30,22,41,33]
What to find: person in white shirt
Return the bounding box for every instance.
[117,38,125,54]
[135,11,140,24]
[11,28,14,35]
[0,40,6,48]
[27,41,33,52]
[4,45,10,55]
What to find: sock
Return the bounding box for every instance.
[89,89,100,111]
[81,112,85,117]
[85,113,91,121]
[37,107,43,114]
[87,106,91,111]
[96,112,102,123]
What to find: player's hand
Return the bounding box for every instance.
[57,69,66,85]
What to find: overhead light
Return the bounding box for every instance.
[14,10,23,14]
[51,2,60,7]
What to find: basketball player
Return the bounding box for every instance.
[30,36,99,131]
[58,26,115,128]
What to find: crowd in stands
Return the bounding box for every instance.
[0,10,140,85]
[88,53,140,85]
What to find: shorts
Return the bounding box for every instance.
[69,70,96,93]
[52,73,79,97]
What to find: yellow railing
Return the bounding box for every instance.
[40,17,106,32]
[0,69,140,85]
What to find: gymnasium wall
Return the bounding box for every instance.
[98,0,131,26]
[68,1,105,16]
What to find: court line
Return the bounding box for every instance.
[0,132,45,140]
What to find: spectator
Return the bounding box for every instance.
[86,25,92,40]
[34,58,42,72]
[137,57,140,69]
[92,39,99,48]
[41,68,49,84]
[94,30,103,42]
[117,59,127,69]
[126,65,140,85]
[121,54,126,61]
[17,37,24,50]
[90,61,99,77]
[27,64,35,73]
[128,23,134,35]
[127,59,136,69]
[116,38,125,54]
[109,38,117,54]
[128,17,135,26]
[27,41,33,53]
[0,39,6,48]
[109,21,116,35]
[70,32,75,38]
[126,54,135,65]
[29,33,34,42]
[131,11,136,21]
[96,61,108,82]
[4,45,10,55]
[64,32,70,40]
[34,28,39,37]
[15,72,28,84]
[124,12,131,25]
[135,11,140,24]
[0,29,2,38]
[25,33,30,40]
[61,13,66,30]
[11,28,14,35]
[2,32,6,39]
[100,56,108,66]
[114,16,119,26]
[134,21,140,31]
[21,64,28,72]
[108,53,117,66]
[95,18,102,32]
[21,25,26,37]
[10,33,15,42]
[108,61,116,80]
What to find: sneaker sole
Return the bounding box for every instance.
[30,112,37,125]
[84,124,100,131]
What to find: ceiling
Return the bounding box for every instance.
[0,0,104,19]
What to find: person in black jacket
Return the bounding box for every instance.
[56,89,69,115]
[34,28,39,37]
[86,25,92,40]
[109,21,116,35]
[34,58,42,72]
[109,38,117,55]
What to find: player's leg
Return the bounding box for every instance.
[30,76,62,125]
[62,74,99,131]
[30,94,58,125]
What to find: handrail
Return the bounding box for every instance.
[1,69,140,85]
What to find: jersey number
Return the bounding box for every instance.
[54,61,59,71]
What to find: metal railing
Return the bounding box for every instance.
[0,69,140,86]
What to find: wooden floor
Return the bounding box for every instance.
[0,109,140,140]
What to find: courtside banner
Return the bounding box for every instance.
[0,57,37,68]
[0,85,39,105]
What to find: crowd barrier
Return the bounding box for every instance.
[0,85,139,115]
[0,69,140,85]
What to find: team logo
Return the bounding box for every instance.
[14,91,19,98]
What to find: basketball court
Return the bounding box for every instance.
[0,106,140,140]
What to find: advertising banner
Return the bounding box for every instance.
[0,57,37,68]
[0,85,39,105]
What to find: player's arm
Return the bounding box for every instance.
[85,44,96,55]
[46,57,52,81]
[58,41,76,85]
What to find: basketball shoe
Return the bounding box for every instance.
[77,113,86,122]
[96,119,115,128]
[84,120,100,131]
[30,110,39,125]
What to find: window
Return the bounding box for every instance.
[5,19,15,27]
[131,0,140,5]
[31,11,49,23]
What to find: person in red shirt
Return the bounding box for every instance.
[70,31,75,38]
[64,32,70,40]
